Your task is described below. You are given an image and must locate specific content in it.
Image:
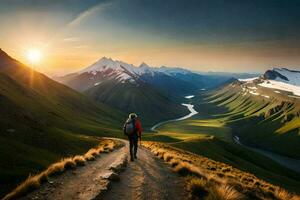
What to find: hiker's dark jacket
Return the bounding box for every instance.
[123,118,142,137]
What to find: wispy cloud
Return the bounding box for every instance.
[46,1,113,48]
[63,37,80,42]
[67,2,113,28]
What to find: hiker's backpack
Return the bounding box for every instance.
[125,120,136,135]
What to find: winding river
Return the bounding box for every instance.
[151,94,300,174]
[150,95,198,131]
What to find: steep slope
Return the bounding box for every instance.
[84,79,188,127]
[206,77,300,159]
[142,78,300,193]
[0,49,124,197]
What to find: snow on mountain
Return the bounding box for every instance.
[259,68,300,96]
[76,57,193,83]
[271,68,300,86]
[259,80,300,96]
[78,57,138,82]
[238,67,300,96]
[238,77,259,82]
[136,62,155,75]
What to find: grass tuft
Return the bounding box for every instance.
[46,162,65,176]
[188,178,209,198]
[163,152,173,162]
[275,188,300,200]
[62,158,77,170]
[142,141,300,200]
[73,155,86,166]
[209,185,244,200]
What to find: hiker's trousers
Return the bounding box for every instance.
[128,134,138,158]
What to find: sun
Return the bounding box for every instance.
[27,49,42,64]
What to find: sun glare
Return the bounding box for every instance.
[27,49,42,64]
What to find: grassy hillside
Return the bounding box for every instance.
[85,79,189,128]
[0,49,125,197]
[205,81,300,159]
[143,82,300,194]
[143,142,300,199]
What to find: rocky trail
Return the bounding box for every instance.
[22,139,188,200]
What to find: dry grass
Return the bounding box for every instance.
[3,139,122,200]
[2,175,40,200]
[73,155,86,166]
[46,162,65,176]
[162,152,173,162]
[188,178,209,198]
[174,162,206,179]
[208,185,244,200]
[274,188,300,200]
[84,148,99,161]
[142,141,300,200]
[62,158,76,170]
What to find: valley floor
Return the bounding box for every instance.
[233,135,300,174]
[144,93,300,194]
[150,94,300,174]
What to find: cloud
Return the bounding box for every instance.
[63,37,80,42]
[67,1,113,28]
[45,1,113,48]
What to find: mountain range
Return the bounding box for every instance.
[55,57,234,126]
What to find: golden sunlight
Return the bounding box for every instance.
[27,48,42,64]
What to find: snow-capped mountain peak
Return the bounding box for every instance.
[264,67,300,86]
[139,62,150,68]
[78,57,194,77]
[79,57,119,74]
[137,62,155,75]
[77,57,138,83]
[72,56,198,85]
[239,67,300,96]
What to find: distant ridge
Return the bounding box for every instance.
[55,56,233,126]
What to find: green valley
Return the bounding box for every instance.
[144,81,300,194]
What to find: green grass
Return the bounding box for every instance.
[84,79,189,128]
[0,51,127,198]
[143,82,300,193]
[144,141,300,199]
[3,139,121,200]
[0,73,123,197]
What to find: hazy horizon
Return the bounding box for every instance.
[1,0,300,75]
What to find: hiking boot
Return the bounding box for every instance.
[134,155,137,159]
[130,157,134,162]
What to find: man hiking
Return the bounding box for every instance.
[123,113,142,161]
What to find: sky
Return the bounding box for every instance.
[0,0,300,75]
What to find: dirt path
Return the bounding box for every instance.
[23,139,188,200]
[101,144,188,200]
